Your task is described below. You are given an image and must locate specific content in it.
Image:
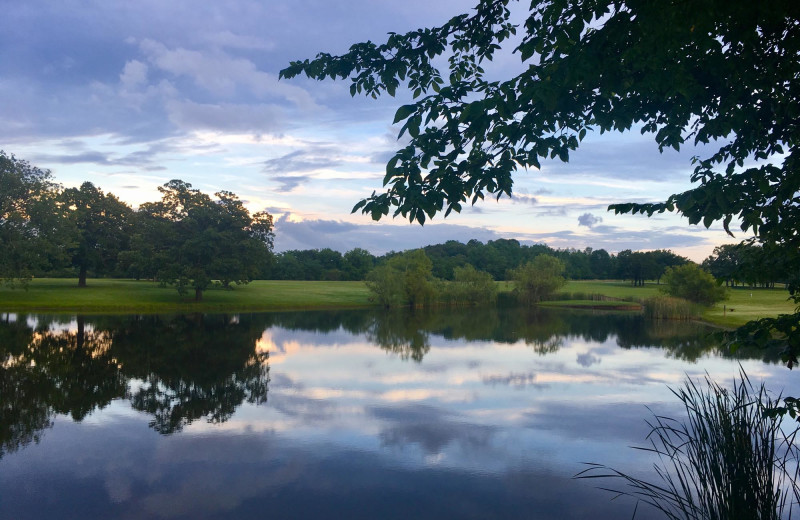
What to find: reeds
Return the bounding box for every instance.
[577,371,800,519]
[643,295,700,321]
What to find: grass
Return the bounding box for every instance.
[702,286,796,328]
[0,278,794,326]
[561,280,795,329]
[577,371,800,519]
[642,295,700,320]
[0,279,372,313]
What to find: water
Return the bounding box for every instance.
[0,308,794,519]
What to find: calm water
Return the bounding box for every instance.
[0,308,794,519]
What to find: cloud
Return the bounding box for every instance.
[370,404,495,455]
[270,175,314,192]
[262,150,341,174]
[576,352,601,367]
[273,214,502,254]
[138,39,316,109]
[165,99,286,134]
[119,60,148,90]
[577,213,602,228]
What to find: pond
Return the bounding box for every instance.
[0,308,794,519]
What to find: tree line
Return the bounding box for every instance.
[4,150,783,298]
[1,152,274,300]
[271,240,693,285]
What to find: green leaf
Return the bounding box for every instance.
[393,104,416,124]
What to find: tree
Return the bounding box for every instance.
[342,247,375,280]
[661,264,728,306]
[282,0,800,379]
[135,180,274,301]
[509,254,566,305]
[616,250,657,287]
[60,182,133,287]
[451,264,497,305]
[365,249,435,307]
[0,152,68,285]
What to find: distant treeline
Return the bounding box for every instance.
[4,151,785,292]
[269,240,691,284]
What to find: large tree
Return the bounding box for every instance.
[135,180,275,301]
[60,182,133,287]
[0,152,68,285]
[282,1,800,374]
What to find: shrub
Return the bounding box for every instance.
[365,249,435,308]
[509,255,566,305]
[661,263,728,306]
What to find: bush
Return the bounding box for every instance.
[661,263,728,306]
[365,249,435,308]
[449,265,497,306]
[509,255,566,305]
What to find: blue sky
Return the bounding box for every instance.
[1,0,739,260]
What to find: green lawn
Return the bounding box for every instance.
[1,278,794,329]
[0,279,372,313]
[559,280,795,328]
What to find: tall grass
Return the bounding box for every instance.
[577,371,800,519]
[643,296,700,321]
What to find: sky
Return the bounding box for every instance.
[1,0,741,261]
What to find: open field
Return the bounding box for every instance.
[558,280,795,328]
[0,279,372,313]
[0,278,794,329]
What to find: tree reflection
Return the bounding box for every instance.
[0,315,126,458]
[0,313,271,454]
[109,314,270,434]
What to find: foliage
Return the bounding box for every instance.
[134,180,274,300]
[703,242,787,288]
[439,264,497,306]
[365,264,405,307]
[60,182,134,287]
[509,254,566,305]
[661,264,728,306]
[577,372,800,520]
[365,249,436,308]
[281,0,800,385]
[0,151,68,286]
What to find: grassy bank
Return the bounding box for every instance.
[0,279,372,313]
[557,280,795,328]
[0,279,793,329]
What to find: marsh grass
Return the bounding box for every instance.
[643,296,701,321]
[577,372,800,519]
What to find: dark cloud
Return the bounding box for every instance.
[515,224,711,255]
[270,175,314,192]
[32,152,113,164]
[262,150,340,174]
[576,352,601,367]
[577,212,602,228]
[482,372,539,388]
[370,404,495,454]
[274,214,502,254]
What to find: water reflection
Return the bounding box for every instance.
[1,308,792,520]
[0,308,781,458]
[1,314,270,455]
